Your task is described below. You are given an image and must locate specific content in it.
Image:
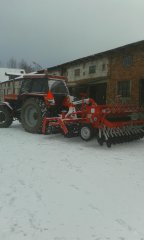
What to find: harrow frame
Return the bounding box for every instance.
[42,98,144,147]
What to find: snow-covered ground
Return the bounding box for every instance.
[0,121,144,240]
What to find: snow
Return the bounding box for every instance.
[0,68,25,82]
[0,121,144,240]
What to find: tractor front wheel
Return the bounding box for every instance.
[0,106,13,128]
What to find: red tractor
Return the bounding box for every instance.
[0,72,69,133]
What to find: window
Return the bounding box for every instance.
[74,68,80,77]
[117,80,130,97]
[102,64,106,71]
[20,79,47,93]
[20,79,32,93]
[123,55,133,67]
[31,78,48,92]
[89,65,96,74]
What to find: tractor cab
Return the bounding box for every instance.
[19,74,69,105]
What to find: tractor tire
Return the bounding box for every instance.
[80,124,94,141]
[0,106,13,128]
[21,98,47,133]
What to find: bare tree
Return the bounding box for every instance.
[7,57,17,68]
[32,61,43,71]
[5,57,38,73]
[18,59,34,73]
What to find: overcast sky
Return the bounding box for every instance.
[0,0,144,68]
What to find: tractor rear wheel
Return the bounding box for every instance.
[21,98,47,133]
[80,124,94,141]
[0,106,13,128]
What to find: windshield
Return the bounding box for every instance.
[20,78,48,94]
[48,79,69,95]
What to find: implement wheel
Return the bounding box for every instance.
[80,124,94,141]
[0,106,13,128]
[97,137,104,146]
[106,140,112,148]
[21,98,46,133]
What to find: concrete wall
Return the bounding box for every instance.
[66,57,109,84]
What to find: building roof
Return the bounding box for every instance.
[48,40,144,70]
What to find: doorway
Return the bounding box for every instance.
[89,83,107,104]
[139,79,144,106]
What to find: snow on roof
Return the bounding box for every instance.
[0,68,25,82]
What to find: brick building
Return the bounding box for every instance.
[107,41,144,106]
[0,41,144,106]
[48,40,144,106]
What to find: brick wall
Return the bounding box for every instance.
[107,44,144,105]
